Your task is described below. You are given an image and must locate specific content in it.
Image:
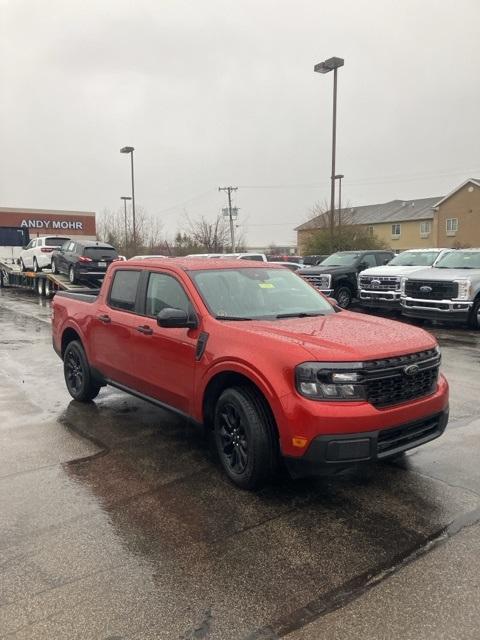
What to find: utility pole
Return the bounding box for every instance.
[218,186,238,252]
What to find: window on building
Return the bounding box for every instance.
[367,225,374,237]
[391,223,401,238]
[420,221,431,237]
[446,218,458,236]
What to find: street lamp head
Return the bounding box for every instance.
[334,174,344,179]
[314,56,344,73]
[120,196,132,201]
[120,146,134,154]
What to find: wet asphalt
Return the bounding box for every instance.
[1,289,479,639]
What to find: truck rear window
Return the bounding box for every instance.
[109,270,141,312]
[84,247,118,259]
[45,237,70,246]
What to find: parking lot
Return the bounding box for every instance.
[1,288,480,640]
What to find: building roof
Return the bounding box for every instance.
[432,178,480,207]
[295,196,441,232]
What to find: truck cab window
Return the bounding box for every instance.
[109,270,141,312]
[146,272,192,316]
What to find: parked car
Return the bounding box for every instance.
[298,250,395,308]
[358,248,452,310]
[52,258,449,489]
[51,240,118,284]
[269,261,303,272]
[19,235,70,272]
[401,248,480,328]
[303,254,328,266]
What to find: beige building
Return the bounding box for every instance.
[295,178,480,254]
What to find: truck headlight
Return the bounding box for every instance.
[317,273,331,289]
[454,279,471,300]
[295,362,365,401]
[400,277,407,295]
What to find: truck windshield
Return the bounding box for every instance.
[319,252,360,267]
[434,251,480,269]
[189,268,334,320]
[389,251,440,266]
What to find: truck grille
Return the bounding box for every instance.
[362,348,440,408]
[301,273,330,290]
[377,413,444,457]
[359,275,400,291]
[405,280,458,300]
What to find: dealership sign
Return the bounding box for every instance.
[0,210,96,236]
[20,219,84,230]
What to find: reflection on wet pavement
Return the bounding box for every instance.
[1,290,480,639]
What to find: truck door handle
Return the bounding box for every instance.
[98,314,111,323]
[136,325,153,335]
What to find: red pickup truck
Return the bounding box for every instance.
[52,259,449,489]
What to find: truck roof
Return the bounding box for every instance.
[125,258,283,272]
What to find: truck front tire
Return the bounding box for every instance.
[334,285,353,309]
[63,340,101,402]
[469,298,480,330]
[214,386,278,490]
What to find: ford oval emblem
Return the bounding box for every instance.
[404,364,420,376]
[420,285,433,293]
[371,279,381,287]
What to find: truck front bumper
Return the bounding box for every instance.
[401,296,472,323]
[359,289,401,309]
[285,408,448,477]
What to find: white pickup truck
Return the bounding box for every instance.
[358,249,451,310]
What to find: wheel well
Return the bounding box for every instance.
[202,372,279,437]
[61,328,81,357]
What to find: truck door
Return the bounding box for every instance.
[88,268,143,388]
[131,269,198,415]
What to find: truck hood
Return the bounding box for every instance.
[405,267,480,281]
[298,265,352,276]
[361,265,432,277]
[234,311,436,362]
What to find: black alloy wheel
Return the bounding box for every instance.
[214,386,278,490]
[218,402,249,475]
[63,340,101,401]
[334,285,353,309]
[20,259,26,272]
[69,266,76,284]
[33,257,40,273]
[51,259,57,274]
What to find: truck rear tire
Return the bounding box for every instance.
[37,278,45,297]
[51,259,58,274]
[214,386,278,490]
[63,340,101,402]
[44,278,53,298]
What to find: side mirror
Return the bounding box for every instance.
[157,307,198,329]
[384,258,391,264]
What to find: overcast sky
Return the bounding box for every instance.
[1,0,479,247]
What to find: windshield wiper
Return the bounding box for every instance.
[275,312,325,319]
[215,315,252,321]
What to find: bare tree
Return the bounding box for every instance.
[97,206,164,257]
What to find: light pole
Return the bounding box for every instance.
[120,196,132,254]
[334,174,344,226]
[314,56,344,246]
[120,146,136,249]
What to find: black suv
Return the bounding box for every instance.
[298,250,394,308]
[51,240,118,284]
